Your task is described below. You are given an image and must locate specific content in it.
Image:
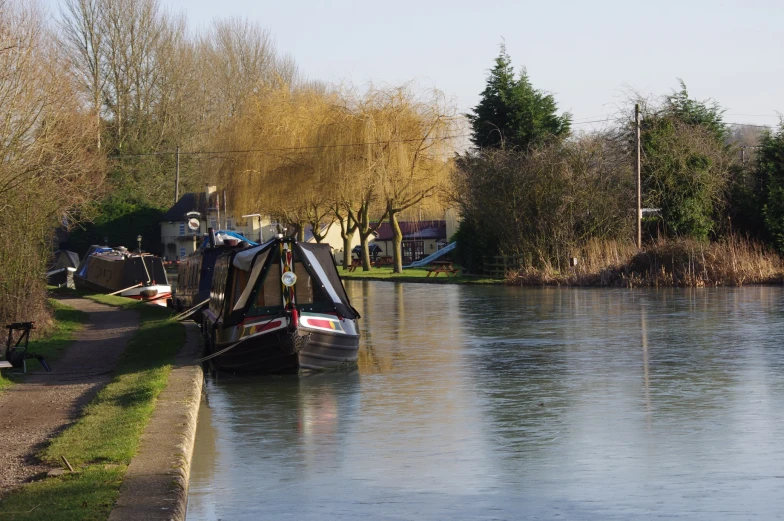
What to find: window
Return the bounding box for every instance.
[402,241,424,264]
[179,247,186,260]
[179,223,185,236]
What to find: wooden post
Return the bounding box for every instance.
[174,145,180,205]
[635,103,642,250]
[223,190,228,229]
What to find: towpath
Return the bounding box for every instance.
[0,297,138,493]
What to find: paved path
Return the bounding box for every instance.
[0,297,138,493]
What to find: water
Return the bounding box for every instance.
[186,282,784,520]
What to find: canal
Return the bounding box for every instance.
[186,282,784,520]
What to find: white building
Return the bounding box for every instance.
[160,185,359,262]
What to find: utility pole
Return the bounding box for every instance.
[174,145,180,205]
[635,103,642,250]
[223,190,228,229]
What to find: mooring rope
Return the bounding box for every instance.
[173,299,210,321]
[191,312,286,365]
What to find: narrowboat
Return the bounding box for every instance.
[173,230,256,317]
[74,245,171,305]
[201,234,360,373]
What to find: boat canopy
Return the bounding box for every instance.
[230,238,358,319]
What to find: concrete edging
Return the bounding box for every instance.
[108,322,203,521]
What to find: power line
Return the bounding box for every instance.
[109,134,472,159]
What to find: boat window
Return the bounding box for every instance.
[231,268,250,307]
[294,262,313,303]
[292,253,332,312]
[256,262,281,308]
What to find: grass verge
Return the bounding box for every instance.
[0,294,185,520]
[0,299,88,390]
[339,266,501,284]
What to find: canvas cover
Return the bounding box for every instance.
[296,242,359,319]
[232,238,275,271]
[50,250,80,271]
[200,230,258,250]
[227,238,358,319]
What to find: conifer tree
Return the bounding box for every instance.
[468,43,571,150]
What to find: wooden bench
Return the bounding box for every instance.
[425,261,460,277]
[347,259,362,272]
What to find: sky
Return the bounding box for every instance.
[43,0,784,131]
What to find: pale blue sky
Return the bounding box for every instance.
[44,0,783,129]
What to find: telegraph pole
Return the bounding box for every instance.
[635,104,642,250]
[174,145,180,205]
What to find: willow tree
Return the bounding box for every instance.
[216,85,341,239]
[362,87,457,272]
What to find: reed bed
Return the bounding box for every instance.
[506,236,784,287]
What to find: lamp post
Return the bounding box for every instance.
[137,235,142,253]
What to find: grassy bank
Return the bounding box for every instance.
[507,237,784,287]
[0,299,88,390]
[339,266,500,284]
[0,294,185,521]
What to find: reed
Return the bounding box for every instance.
[506,235,784,287]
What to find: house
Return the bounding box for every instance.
[160,185,359,263]
[370,220,448,265]
[159,186,276,261]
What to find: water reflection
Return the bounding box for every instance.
[188,284,784,520]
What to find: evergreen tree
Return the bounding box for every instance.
[756,124,784,252]
[640,83,732,240]
[468,44,571,150]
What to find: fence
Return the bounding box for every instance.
[482,254,530,278]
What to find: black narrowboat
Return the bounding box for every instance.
[201,235,360,373]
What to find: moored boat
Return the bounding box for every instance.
[173,230,256,318]
[202,234,360,373]
[74,245,171,305]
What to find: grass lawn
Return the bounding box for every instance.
[338,266,501,284]
[0,299,88,390]
[0,294,185,521]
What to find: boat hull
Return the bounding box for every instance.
[207,325,360,374]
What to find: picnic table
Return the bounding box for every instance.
[347,258,363,272]
[373,256,393,267]
[425,260,459,277]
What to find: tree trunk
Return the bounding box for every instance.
[342,229,354,269]
[390,210,403,273]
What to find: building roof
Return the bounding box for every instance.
[160,192,217,222]
[373,220,446,241]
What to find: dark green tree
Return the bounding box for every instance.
[640,83,733,240]
[756,124,784,252]
[468,43,571,150]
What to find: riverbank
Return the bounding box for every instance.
[0,294,195,521]
[506,237,784,287]
[338,266,500,284]
[340,237,784,288]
